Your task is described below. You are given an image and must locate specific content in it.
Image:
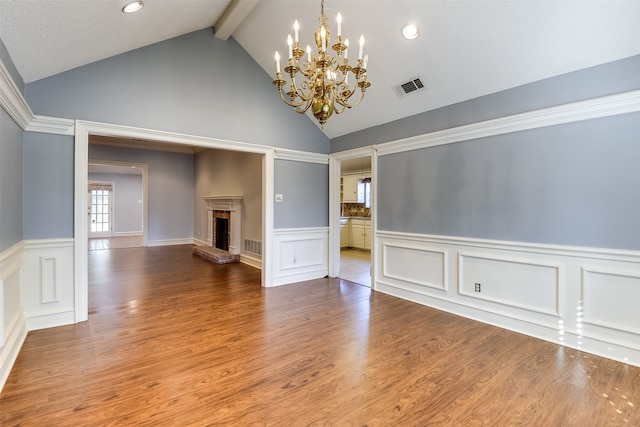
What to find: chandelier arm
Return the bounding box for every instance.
[333,86,367,110]
[276,86,312,110]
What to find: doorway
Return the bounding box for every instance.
[88,159,147,251]
[74,121,275,323]
[339,156,372,287]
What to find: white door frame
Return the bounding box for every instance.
[328,146,377,289]
[74,120,275,322]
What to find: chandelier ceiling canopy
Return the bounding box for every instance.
[273,0,371,127]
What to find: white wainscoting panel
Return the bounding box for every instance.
[0,241,27,392]
[580,266,640,352]
[375,230,640,367]
[272,228,328,287]
[23,239,75,331]
[458,252,561,317]
[381,242,448,293]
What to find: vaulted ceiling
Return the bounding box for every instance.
[1,0,639,138]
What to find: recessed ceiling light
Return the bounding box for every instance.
[402,23,420,40]
[122,1,144,14]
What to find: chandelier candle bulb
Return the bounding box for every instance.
[294,20,299,43]
[287,35,293,59]
[275,51,281,73]
[344,38,349,59]
[358,35,364,60]
[337,12,342,37]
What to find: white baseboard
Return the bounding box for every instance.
[241,253,262,270]
[113,231,143,237]
[146,238,195,247]
[375,230,640,367]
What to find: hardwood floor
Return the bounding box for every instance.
[340,248,371,287]
[1,245,639,425]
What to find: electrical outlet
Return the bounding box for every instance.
[474,283,481,292]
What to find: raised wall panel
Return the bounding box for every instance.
[273,228,329,286]
[382,242,447,292]
[582,267,640,336]
[23,239,75,330]
[458,252,561,316]
[40,256,59,303]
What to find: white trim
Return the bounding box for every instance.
[240,253,262,270]
[376,230,640,263]
[262,149,275,287]
[375,89,640,156]
[0,59,32,129]
[274,148,329,164]
[146,238,196,247]
[80,120,272,153]
[25,115,75,135]
[112,231,143,237]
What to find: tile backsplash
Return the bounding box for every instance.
[341,203,371,217]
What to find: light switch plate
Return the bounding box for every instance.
[275,194,284,202]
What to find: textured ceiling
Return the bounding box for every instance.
[1,0,639,139]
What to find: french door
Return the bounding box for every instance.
[88,183,113,238]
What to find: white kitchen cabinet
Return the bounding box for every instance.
[364,221,372,250]
[349,218,371,250]
[350,221,365,248]
[342,175,359,203]
[340,219,349,248]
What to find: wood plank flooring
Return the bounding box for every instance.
[1,244,639,425]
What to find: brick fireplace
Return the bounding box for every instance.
[193,196,243,264]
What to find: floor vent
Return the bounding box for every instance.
[243,239,262,256]
[393,77,426,98]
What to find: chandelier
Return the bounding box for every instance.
[273,0,371,127]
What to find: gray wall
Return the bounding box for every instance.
[274,160,328,229]
[332,55,640,152]
[377,112,640,250]
[194,149,262,247]
[89,145,194,242]
[25,29,329,153]
[335,55,640,251]
[0,108,23,251]
[88,173,143,234]
[22,29,330,233]
[23,132,74,240]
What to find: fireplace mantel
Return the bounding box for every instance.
[202,196,243,212]
[202,196,243,255]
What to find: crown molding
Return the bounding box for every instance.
[25,115,75,135]
[0,59,33,129]
[274,148,329,164]
[376,89,640,156]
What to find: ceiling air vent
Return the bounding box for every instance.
[393,76,426,98]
